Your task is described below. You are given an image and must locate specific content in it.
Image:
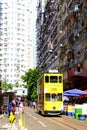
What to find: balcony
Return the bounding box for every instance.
[84,48,87,59]
[74,43,82,54]
[74,54,84,64]
[84,31,87,40]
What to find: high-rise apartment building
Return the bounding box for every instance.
[0,0,37,86]
[37,0,87,90]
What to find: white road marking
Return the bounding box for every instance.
[2,123,20,130]
[26,110,46,128]
[32,116,37,120]
[38,121,46,127]
[26,112,32,116]
[26,111,37,120]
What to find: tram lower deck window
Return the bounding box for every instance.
[52,94,56,101]
[57,93,62,101]
[45,93,50,101]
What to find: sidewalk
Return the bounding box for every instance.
[0,114,20,130]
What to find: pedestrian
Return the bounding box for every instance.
[19,102,24,113]
[33,101,36,109]
[12,99,16,106]
[11,104,16,115]
[29,101,33,108]
[7,102,12,117]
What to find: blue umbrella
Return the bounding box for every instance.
[64,88,87,95]
[63,96,69,101]
[64,92,79,97]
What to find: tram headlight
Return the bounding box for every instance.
[53,106,56,110]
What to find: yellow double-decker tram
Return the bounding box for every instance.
[37,71,63,115]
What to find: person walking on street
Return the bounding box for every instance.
[19,102,24,113]
[33,101,36,109]
[11,104,16,115]
[7,102,12,117]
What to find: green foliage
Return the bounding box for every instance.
[21,67,41,101]
[15,81,19,87]
[31,87,37,101]
[1,80,13,91]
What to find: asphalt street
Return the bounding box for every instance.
[0,107,87,130]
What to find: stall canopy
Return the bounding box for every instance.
[64,92,79,97]
[64,88,87,95]
[63,96,69,101]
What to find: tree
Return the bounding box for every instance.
[1,80,13,91]
[21,67,41,101]
[15,81,19,87]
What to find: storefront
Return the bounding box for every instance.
[64,67,87,91]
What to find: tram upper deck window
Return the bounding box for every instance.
[59,76,62,83]
[45,76,49,83]
[50,76,58,83]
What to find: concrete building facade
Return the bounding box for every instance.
[36,0,87,90]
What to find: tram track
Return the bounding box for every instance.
[25,107,87,130]
[47,117,78,130]
[62,115,87,127]
[47,115,87,130]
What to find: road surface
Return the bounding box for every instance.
[0,106,87,130]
